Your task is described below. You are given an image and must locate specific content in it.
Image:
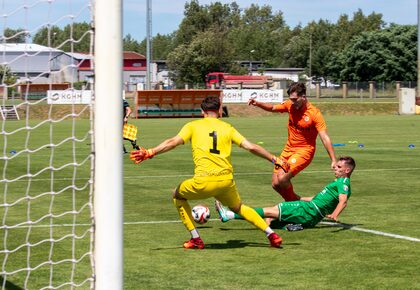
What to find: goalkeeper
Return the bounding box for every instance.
[215,156,355,230]
[130,96,288,249]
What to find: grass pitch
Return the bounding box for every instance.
[1,114,420,289]
[125,114,420,290]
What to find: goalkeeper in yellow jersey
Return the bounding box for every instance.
[130,96,287,249]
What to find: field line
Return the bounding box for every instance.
[320,221,420,242]
[124,219,420,243]
[13,219,420,243]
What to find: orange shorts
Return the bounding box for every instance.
[273,151,314,176]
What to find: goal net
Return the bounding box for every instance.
[0,0,123,289]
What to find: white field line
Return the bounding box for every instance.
[125,219,420,243]
[20,219,420,243]
[319,221,420,243]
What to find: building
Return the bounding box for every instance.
[0,43,78,84]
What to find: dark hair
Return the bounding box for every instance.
[339,156,356,172]
[287,82,306,97]
[201,96,221,111]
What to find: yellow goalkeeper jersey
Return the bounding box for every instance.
[177,117,245,180]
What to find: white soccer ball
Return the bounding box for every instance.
[192,205,211,224]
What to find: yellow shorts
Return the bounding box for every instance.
[176,177,241,208]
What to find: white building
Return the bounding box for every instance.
[0,43,78,83]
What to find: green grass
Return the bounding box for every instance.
[1,114,420,289]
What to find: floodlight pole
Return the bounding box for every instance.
[146,0,152,89]
[418,0,420,97]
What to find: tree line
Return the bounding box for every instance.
[3,1,416,86]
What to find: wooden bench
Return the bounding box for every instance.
[135,90,222,118]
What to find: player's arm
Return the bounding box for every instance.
[318,130,337,169]
[151,135,184,155]
[130,135,184,164]
[326,194,348,221]
[239,139,289,172]
[247,98,276,112]
[239,139,274,161]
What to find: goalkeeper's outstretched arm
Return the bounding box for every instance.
[151,136,184,155]
[239,139,290,172]
[130,136,184,164]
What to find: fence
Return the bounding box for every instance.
[309,81,416,99]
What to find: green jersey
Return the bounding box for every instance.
[311,177,351,216]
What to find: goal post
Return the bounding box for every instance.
[93,0,124,289]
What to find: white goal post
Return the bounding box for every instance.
[94,0,124,289]
[0,0,124,289]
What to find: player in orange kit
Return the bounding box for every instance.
[248,82,337,201]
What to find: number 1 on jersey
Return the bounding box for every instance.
[209,131,220,154]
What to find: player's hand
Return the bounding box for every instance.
[130,147,155,164]
[325,214,338,222]
[247,97,257,106]
[272,156,290,173]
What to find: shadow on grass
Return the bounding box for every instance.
[151,239,288,250]
[317,221,363,233]
[0,277,24,290]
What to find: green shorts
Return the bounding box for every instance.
[272,201,323,228]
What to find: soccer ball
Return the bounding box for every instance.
[192,205,211,224]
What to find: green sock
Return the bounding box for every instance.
[234,207,264,219]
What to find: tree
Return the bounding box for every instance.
[32,25,62,47]
[329,9,384,52]
[227,4,287,67]
[0,65,17,91]
[32,22,92,52]
[137,33,176,60]
[3,28,28,43]
[167,29,234,86]
[174,1,239,46]
[328,24,416,82]
[123,34,141,52]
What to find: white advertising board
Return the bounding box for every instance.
[222,89,283,104]
[47,90,93,104]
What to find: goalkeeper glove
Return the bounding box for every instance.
[130,147,156,164]
[271,156,290,173]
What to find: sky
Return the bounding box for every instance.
[0,0,417,42]
[125,0,418,40]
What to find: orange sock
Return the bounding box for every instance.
[280,184,300,201]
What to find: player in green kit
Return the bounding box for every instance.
[215,156,355,229]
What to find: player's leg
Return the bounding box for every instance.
[215,180,282,248]
[130,139,140,150]
[272,153,313,201]
[278,201,320,229]
[173,178,206,249]
[215,199,264,222]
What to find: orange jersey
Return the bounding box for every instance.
[273,100,327,158]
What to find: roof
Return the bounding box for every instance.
[264,68,305,72]
[66,52,93,60]
[124,51,146,60]
[0,43,62,53]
